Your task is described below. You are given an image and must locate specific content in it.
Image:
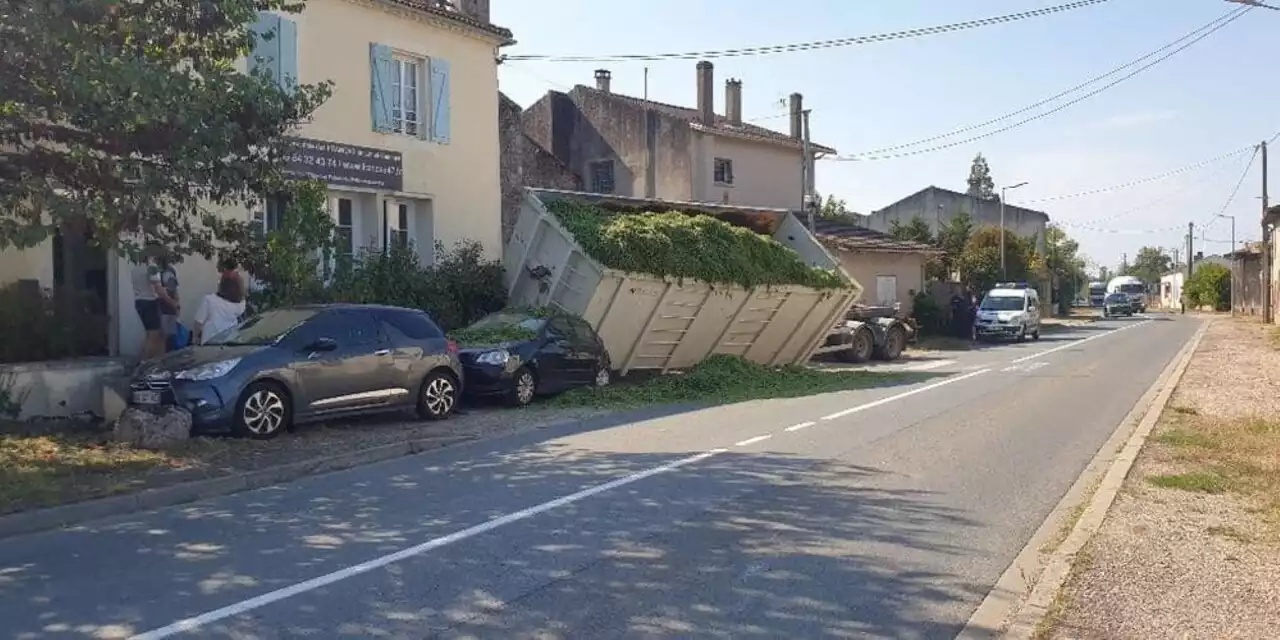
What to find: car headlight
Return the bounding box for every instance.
[175,358,242,381]
[475,350,510,366]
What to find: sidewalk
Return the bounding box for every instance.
[1044,318,1280,638]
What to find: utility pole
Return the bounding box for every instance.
[1262,140,1272,323]
[801,109,814,232]
[1185,223,1194,314]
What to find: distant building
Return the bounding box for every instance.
[810,217,941,317]
[859,186,1050,253]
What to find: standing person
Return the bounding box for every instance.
[131,243,179,360]
[158,254,181,350]
[193,273,247,345]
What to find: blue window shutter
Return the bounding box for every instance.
[249,12,282,83]
[277,16,298,93]
[370,43,394,133]
[430,58,451,144]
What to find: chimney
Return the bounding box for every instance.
[696,61,714,124]
[725,79,742,125]
[456,0,490,23]
[594,69,611,93]
[789,92,803,139]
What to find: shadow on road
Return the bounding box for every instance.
[0,443,990,639]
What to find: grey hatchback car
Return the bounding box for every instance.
[128,304,463,438]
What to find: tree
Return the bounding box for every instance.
[1126,247,1172,284]
[1041,225,1088,314]
[0,0,333,259]
[888,216,934,244]
[817,194,852,219]
[934,211,973,281]
[958,226,1034,294]
[1184,262,1230,311]
[967,153,997,201]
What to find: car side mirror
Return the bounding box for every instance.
[306,337,338,352]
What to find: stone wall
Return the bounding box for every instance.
[498,93,582,242]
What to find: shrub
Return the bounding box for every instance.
[911,291,946,336]
[545,199,846,290]
[0,283,109,364]
[1184,262,1231,311]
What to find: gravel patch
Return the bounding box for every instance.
[1049,319,1280,638]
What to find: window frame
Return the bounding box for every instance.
[390,55,423,137]
[713,157,734,186]
[588,160,615,194]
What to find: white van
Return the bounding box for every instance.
[974,282,1041,342]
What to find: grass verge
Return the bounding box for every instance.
[547,354,936,409]
[1145,406,1280,530]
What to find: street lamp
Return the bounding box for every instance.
[1217,213,1237,314]
[1000,181,1029,279]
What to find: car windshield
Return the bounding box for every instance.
[1117,283,1145,294]
[1106,293,1128,303]
[468,312,546,332]
[980,295,1025,311]
[204,309,318,346]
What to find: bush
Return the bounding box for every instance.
[1184,262,1231,311]
[911,291,946,336]
[0,283,109,364]
[326,241,506,330]
[545,199,846,290]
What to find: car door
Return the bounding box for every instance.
[566,316,605,382]
[376,309,450,399]
[538,316,577,391]
[290,310,399,414]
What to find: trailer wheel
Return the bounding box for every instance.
[836,327,874,364]
[873,325,907,361]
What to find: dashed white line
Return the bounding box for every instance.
[902,359,957,372]
[1009,320,1151,364]
[820,368,991,421]
[128,448,727,639]
[734,434,773,447]
[784,421,817,432]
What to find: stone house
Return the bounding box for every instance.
[498,93,582,242]
[860,186,1050,253]
[518,61,835,211]
[810,217,940,317]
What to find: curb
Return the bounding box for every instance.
[0,434,476,540]
[958,317,1212,639]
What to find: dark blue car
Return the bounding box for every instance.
[128,304,464,438]
[457,310,611,406]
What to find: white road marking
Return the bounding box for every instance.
[734,435,773,447]
[1001,361,1050,373]
[1009,320,1151,364]
[902,359,957,372]
[784,421,817,432]
[129,448,728,639]
[819,368,991,421]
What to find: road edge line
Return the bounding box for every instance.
[956,317,1211,640]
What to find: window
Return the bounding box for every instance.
[389,202,410,249]
[391,57,421,136]
[566,316,599,347]
[380,310,444,341]
[546,317,574,339]
[253,195,289,234]
[589,160,615,194]
[713,158,734,185]
[875,275,898,306]
[335,198,354,260]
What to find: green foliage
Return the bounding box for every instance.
[934,212,973,281]
[547,354,928,409]
[213,180,334,310]
[958,225,1035,294]
[0,0,333,258]
[326,241,507,331]
[0,374,26,420]
[1125,246,1173,284]
[546,200,847,290]
[967,153,997,201]
[911,291,946,336]
[818,194,852,219]
[1184,262,1231,310]
[888,216,934,244]
[447,326,538,347]
[0,284,109,364]
[1042,225,1088,314]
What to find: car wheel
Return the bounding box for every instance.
[594,364,612,387]
[873,326,907,361]
[1032,327,1041,340]
[508,366,537,407]
[416,370,458,421]
[836,327,875,363]
[234,381,290,440]
[1016,325,1027,343]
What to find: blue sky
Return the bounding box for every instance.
[492,0,1277,271]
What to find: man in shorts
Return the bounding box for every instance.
[131,243,179,360]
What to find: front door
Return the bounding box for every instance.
[291,310,399,414]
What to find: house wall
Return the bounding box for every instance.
[692,132,804,210]
[1233,254,1263,316]
[835,251,927,317]
[864,188,1049,253]
[499,93,581,241]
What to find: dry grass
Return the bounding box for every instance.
[1049,318,1280,638]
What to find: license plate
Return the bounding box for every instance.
[132,390,161,405]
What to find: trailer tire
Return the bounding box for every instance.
[873,325,907,361]
[836,327,874,364]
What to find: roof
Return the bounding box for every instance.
[810,217,941,255]
[878,185,1050,220]
[571,85,837,154]
[385,0,514,42]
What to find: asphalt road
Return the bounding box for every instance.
[0,313,1200,640]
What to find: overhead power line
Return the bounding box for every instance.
[842,7,1245,158]
[505,0,1111,62]
[1201,145,1260,229]
[1018,144,1258,204]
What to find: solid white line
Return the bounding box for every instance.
[784,421,817,432]
[128,449,726,640]
[1009,320,1151,364]
[734,434,773,447]
[902,359,957,372]
[819,368,991,421]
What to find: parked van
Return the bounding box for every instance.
[974,282,1041,342]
